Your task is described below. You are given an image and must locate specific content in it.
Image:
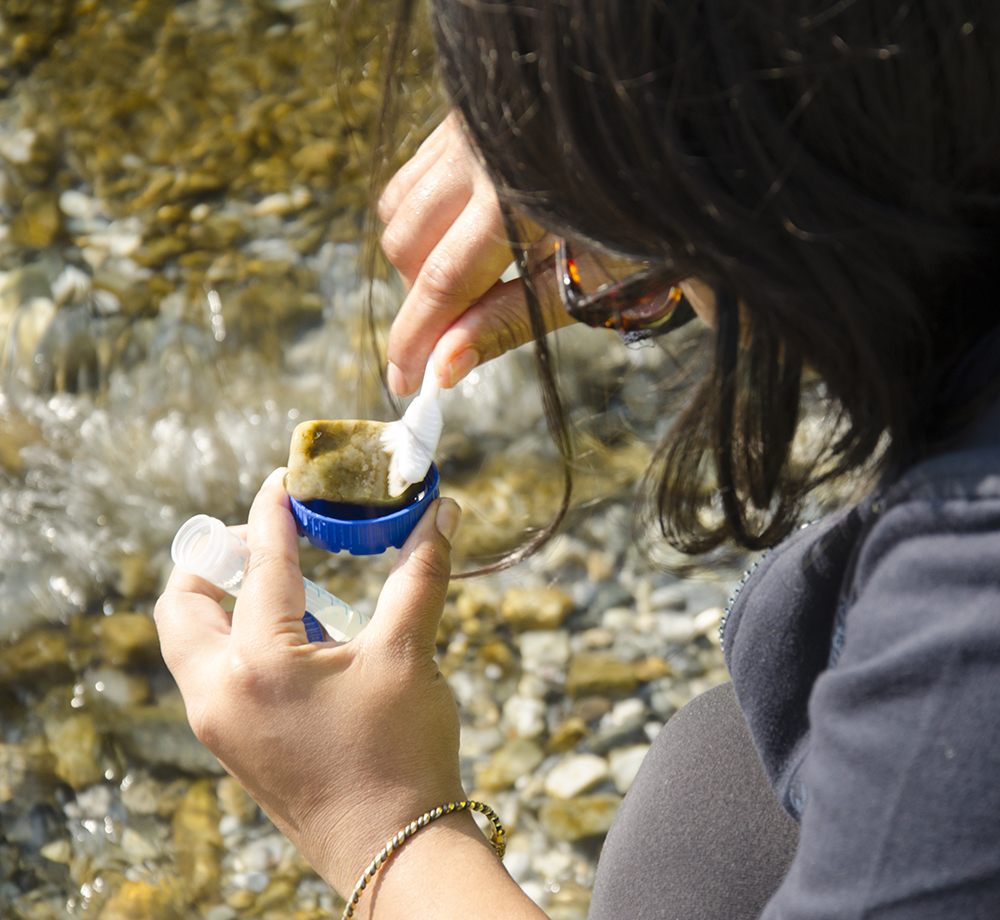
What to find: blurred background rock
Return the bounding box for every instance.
[0,3,738,918]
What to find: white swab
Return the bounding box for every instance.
[381,358,443,498]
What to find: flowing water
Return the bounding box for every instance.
[0,4,741,918]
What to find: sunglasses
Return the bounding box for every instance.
[555,239,694,340]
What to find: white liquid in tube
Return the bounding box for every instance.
[171,514,369,642]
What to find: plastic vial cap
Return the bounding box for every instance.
[171,514,249,595]
[290,463,440,555]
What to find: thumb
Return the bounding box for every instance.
[231,467,308,647]
[369,498,460,655]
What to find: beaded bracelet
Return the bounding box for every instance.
[341,799,506,919]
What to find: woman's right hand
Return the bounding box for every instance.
[379,112,576,397]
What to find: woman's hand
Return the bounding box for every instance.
[155,470,471,899]
[379,112,576,396]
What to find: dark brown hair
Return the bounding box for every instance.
[377,0,1000,556]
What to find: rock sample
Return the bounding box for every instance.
[284,419,421,508]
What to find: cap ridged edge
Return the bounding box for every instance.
[290,465,440,555]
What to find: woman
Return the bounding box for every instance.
[156,2,1000,917]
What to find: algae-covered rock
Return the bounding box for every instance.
[283,418,421,508]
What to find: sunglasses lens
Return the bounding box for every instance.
[618,286,682,331]
[556,240,688,336]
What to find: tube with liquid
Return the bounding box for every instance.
[170,514,369,642]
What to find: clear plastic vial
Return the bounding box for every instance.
[171,514,369,642]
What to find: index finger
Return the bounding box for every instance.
[386,196,515,395]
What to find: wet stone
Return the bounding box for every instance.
[547,717,590,754]
[543,754,610,800]
[474,739,545,792]
[89,612,161,667]
[284,418,420,507]
[44,713,103,789]
[112,693,225,776]
[609,744,651,793]
[97,879,180,920]
[566,652,638,699]
[502,694,547,740]
[217,776,258,825]
[538,793,623,843]
[173,780,222,903]
[10,190,62,249]
[0,628,70,681]
[501,587,574,631]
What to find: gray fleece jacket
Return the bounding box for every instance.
[724,389,1000,918]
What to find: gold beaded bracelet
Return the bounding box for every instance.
[341,799,506,920]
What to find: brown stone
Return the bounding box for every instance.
[0,628,70,680]
[45,713,103,788]
[0,407,44,474]
[474,738,544,792]
[547,716,590,754]
[10,190,61,248]
[566,653,638,699]
[478,640,517,677]
[98,880,180,920]
[284,419,420,507]
[93,612,161,666]
[172,780,222,903]
[500,587,574,631]
[538,793,622,842]
[633,655,673,683]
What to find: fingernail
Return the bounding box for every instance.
[446,348,480,387]
[435,498,462,545]
[263,467,287,488]
[387,362,408,396]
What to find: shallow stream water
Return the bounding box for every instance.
[0,4,740,918]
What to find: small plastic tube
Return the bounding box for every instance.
[171,514,369,642]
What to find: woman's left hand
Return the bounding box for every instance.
[154,468,467,897]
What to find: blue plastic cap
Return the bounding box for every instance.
[290,464,440,555]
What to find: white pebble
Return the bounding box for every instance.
[649,584,687,611]
[459,725,503,758]
[543,754,610,799]
[121,827,160,862]
[502,694,547,739]
[605,698,647,727]
[694,606,724,639]
[51,265,91,305]
[253,192,293,216]
[601,607,633,631]
[517,673,548,699]
[218,814,242,836]
[0,127,36,163]
[655,612,697,644]
[59,189,95,219]
[519,630,570,669]
[609,744,650,793]
[67,784,113,819]
[232,870,269,893]
[533,848,574,881]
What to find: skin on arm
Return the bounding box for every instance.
[154,470,546,919]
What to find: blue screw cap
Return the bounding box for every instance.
[289,464,440,555]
